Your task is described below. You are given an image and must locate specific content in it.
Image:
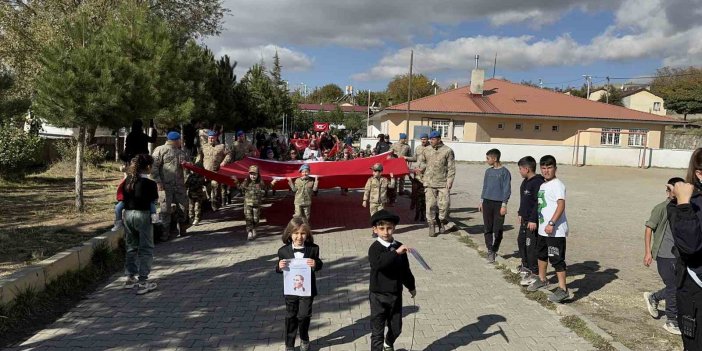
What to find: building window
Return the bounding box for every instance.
[515,123,523,131]
[551,125,559,132]
[431,120,450,138]
[653,102,661,112]
[497,123,504,130]
[534,124,541,132]
[600,128,621,145]
[628,128,648,147]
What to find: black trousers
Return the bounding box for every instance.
[370,292,402,351]
[285,295,314,347]
[482,199,505,253]
[652,257,677,322]
[678,273,702,351]
[517,222,539,274]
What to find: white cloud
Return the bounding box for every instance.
[215,45,314,76]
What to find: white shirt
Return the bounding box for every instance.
[303,148,320,160]
[537,178,569,237]
[292,244,305,259]
[377,237,395,248]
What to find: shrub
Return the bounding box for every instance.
[55,138,108,166]
[0,123,44,179]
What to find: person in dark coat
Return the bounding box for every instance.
[122,119,157,164]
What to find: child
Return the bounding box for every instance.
[516,156,545,286]
[362,163,396,237]
[527,155,570,303]
[643,177,684,335]
[287,164,319,221]
[185,161,208,226]
[479,148,511,263]
[112,176,158,232]
[368,209,416,351]
[240,165,278,240]
[276,217,323,351]
[409,171,426,222]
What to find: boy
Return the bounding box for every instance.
[643,177,684,335]
[479,148,511,263]
[363,163,396,237]
[516,156,545,285]
[527,155,570,303]
[368,209,416,351]
[184,161,208,226]
[287,164,319,220]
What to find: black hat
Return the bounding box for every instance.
[370,209,400,226]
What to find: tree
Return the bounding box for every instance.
[306,84,344,104]
[209,55,239,130]
[597,85,624,106]
[241,63,276,129]
[651,66,702,122]
[0,68,31,126]
[269,51,294,130]
[564,84,588,98]
[355,89,389,108]
[344,112,365,137]
[386,73,435,105]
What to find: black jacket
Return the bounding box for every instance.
[667,191,702,284]
[518,174,545,223]
[121,130,158,163]
[276,243,323,297]
[368,240,416,294]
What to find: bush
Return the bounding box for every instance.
[0,123,44,179]
[55,138,108,166]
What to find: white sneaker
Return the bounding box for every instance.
[111,220,124,231]
[124,276,138,289]
[192,219,200,226]
[251,229,257,239]
[151,214,161,224]
[136,281,157,295]
[520,273,539,286]
[247,231,254,240]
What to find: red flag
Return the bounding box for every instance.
[313,122,329,132]
[290,138,311,152]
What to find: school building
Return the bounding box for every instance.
[368,78,678,150]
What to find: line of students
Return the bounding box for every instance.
[479,150,571,303]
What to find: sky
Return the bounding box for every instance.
[204,0,702,94]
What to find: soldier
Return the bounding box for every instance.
[287,164,319,220]
[185,160,208,226]
[362,163,396,237]
[406,133,431,210]
[199,130,227,211]
[417,130,456,237]
[151,131,190,241]
[239,165,279,240]
[389,133,411,203]
[224,130,257,164]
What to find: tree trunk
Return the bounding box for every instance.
[75,126,85,212]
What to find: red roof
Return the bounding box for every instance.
[298,103,368,113]
[383,79,676,123]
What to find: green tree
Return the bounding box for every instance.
[344,112,366,137]
[386,73,436,105]
[0,68,31,126]
[209,55,239,130]
[241,63,275,129]
[597,86,624,106]
[651,66,702,122]
[269,51,294,130]
[355,89,388,108]
[306,84,344,104]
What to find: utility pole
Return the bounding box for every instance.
[367,89,371,137]
[405,49,413,138]
[582,75,592,99]
[492,52,497,78]
[539,78,543,89]
[606,76,610,104]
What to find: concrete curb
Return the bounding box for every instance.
[0,228,123,305]
[452,227,632,351]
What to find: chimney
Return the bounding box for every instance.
[470,55,485,95]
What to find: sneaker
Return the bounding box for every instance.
[487,251,496,264]
[548,287,570,303]
[438,222,446,234]
[300,340,310,351]
[192,219,200,226]
[527,278,548,292]
[124,276,138,289]
[247,231,254,240]
[111,220,124,232]
[643,292,659,318]
[383,345,394,351]
[663,320,682,335]
[510,265,523,274]
[518,267,532,277]
[251,229,257,239]
[520,273,539,287]
[136,281,157,295]
[151,214,161,224]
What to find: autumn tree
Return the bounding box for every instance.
[306,84,344,104]
[386,73,436,105]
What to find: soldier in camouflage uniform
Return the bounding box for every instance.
[388,132,411,204]
[406,133,431,210]
[239,165,279,240]
[199,130,227,211]
[222,130,257,203]
[286,164,319,221]
[185,161,208,225]
[417,130,456,237]
[151,131,190,240]
[362,163,396,236]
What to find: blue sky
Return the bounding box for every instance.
[205,0,701,93]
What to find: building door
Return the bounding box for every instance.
[453,121,464,141]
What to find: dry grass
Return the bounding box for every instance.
[0,161,122,276]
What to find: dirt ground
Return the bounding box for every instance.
[449,162,684,350]
[0,162,122,277]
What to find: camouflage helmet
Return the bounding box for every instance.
[371,163,383,171]
[248,165,259,174]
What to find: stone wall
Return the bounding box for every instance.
[664,131,702,150]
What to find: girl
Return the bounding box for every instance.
[668,148,702,350]
[276,217,323,351]
[287,164,319,221]
[122,154,159,295]
[238,165,278,240]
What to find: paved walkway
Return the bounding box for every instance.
[11,190,594,351]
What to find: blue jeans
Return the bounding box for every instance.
[115,201,156,221]
[653,257,678,322]
[124,210,154,281]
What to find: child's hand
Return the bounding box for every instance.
[478,203,483,212]
[499,207,507,216]
[545,224,554,235]
[287,177,292,182]
[362,200,367,208]
[390,173,394,178]
[278,259,288,270]
[306,259,315,268]
[527,222,537,231]
[410,289,417,298]
[396,245,409,255]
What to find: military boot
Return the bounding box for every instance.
[428,222,438,237]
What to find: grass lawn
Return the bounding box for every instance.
[0,161,123,277]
